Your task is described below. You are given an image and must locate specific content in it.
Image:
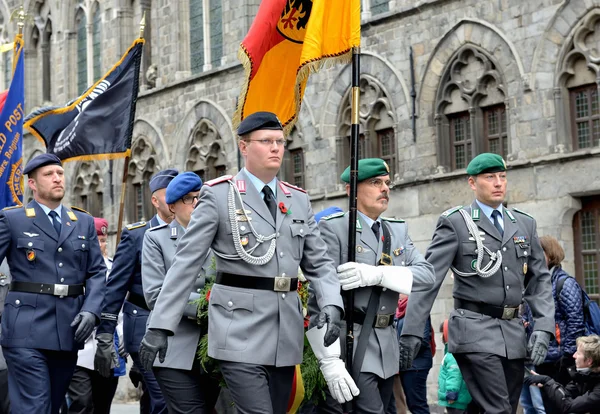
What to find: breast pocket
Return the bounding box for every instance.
[17,238,45,268]
[289,222,309,260]
[71,240,89,270]
[209,287,254,351]
[3,293,37,340]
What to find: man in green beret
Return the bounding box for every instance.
[398,153,554,413]
[307,158,435,412]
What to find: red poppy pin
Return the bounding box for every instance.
[279,202,291,215]
[206,289,211,301]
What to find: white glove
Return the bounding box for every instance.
[306,325,360,404]
[337,262,413,294]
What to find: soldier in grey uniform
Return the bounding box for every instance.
[398,153,554,414]
[139,112,357,414]
[308,158,435,414]
[141,171,221,413]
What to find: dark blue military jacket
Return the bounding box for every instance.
[0,201,106,351]
[97,216,159,353]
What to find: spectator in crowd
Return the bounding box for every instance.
[438,320,472,414]
[525,335,600,413]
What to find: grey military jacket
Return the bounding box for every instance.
[148,170,343,367]
[401,200,554,359]
[312,212,434,379]
[0,259,10,371]
[142,221,213,370]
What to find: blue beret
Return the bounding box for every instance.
[237,111,283,136]
[23,153,62,175]
[315,206,343,223]
[149,169,179,193]
[165,172,203,204]
[466,153,507,176]
[340,158,390,183]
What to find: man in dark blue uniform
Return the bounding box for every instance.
[94,169,177,414]
[0,153,106,414]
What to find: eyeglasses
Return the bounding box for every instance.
[246,139,287,147]
[181,195,199,205]
[368,178,393,189]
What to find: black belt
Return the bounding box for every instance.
[9,281,84,297]
[352,310,394,328]
[454,298,519,320]
[216,272,298,292]
[126,292,150,311]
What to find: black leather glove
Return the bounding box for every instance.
[94,333,117,378]
[523,374,551,387]
[315,305,343,347]
[118,338,129,360]
[398,334,422,370]
[139,329,168,373]
[71,311,97,343]
[129,363,143,388]
[528,331,551,366]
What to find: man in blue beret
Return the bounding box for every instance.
[140,111,353,412]
[141,172,221,412]
[94,169,179,414]
[0,153,107,413]
[399,153,554,413]
[307,157,434,412]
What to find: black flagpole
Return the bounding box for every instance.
[344,45,360,413]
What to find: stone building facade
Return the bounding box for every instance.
[5,0,600,405]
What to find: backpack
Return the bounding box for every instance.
[556,275,600,336]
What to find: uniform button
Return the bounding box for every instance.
[299,229,304,234]
[279,252,284,257]
[506,285,510,290]
[15,300,20,305]
[59,263,63,267]
[382,287,387,292]
[227,301,233,307]
[197,289,201,293]
[60,278,64,282]
[133,309,138,314]
[281,273,286,277]
[504,266,508,271]
[277,232,280,237]
[240,226,246,232]
[459,310,464,315]
[502,247,507,252]
[381,306,386,311]
[524,251,528,256]
[401,261,405,266]
[282,293,286,299]
[27,242,33,247]
[58,247,63,252]
[82,244,86,248]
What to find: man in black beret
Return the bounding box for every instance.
[140,111,355,412]
[0,153,107,413]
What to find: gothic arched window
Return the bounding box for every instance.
[280,127,306,189]
[186,119,227,181]
[73,162,104,217]
[127,138,159,222]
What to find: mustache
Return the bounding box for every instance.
[377,194,389,201]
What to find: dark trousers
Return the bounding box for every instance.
[3,347,78,414]
[454,353,524,414]
[219,361,294,414]
[0,369,9,414]
[399,369,431,414]
[66,366,119,414]
[131,352,168,414]
[153,358,220,414]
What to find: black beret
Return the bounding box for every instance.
[149,169,179,193]
[237,111,283,136]
[23,153,62,175]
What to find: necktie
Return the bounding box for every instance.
[371,221,381,241]
[49,211,62,235]
[262,185,277,221]
[491,210,503,237]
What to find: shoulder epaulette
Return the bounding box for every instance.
[512,207,534,218]
[323,212,345,220]
[205,175,233,186]
[126,221,147,231]
[2,205,22,211]
[441,206,463,217]
[70,206,91,215]
[381,217,405,223]
[281,181,307,194]
[149,223,168,232]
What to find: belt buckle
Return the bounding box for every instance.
[274,277,291,292]
[53,284,68,297]
[374,314,392,328]
[379,253,393,266]
[502,307,515,320]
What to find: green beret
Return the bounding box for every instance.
[340,158,390,183]
[466,153,507,176]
